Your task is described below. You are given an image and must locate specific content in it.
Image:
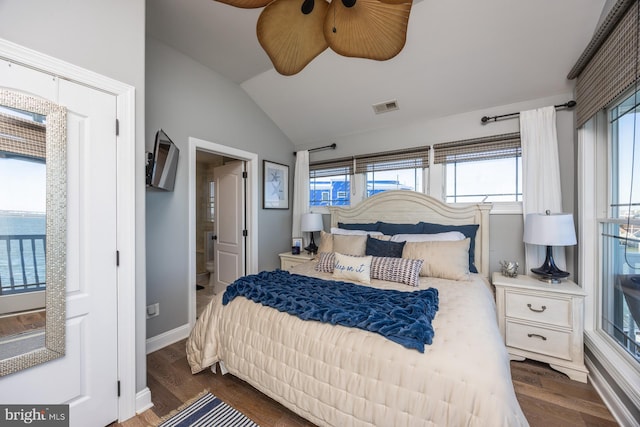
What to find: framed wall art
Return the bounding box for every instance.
[263,160,289,209]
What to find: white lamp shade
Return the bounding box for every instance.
[523,212,577,246]
[301,213,323,232]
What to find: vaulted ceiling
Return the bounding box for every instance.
[147,0,606,146]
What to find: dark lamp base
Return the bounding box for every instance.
[304,232,318,255]
[304,244,318,255]
[531,245,570,284]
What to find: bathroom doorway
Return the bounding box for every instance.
[188,137,258,327]
[194,150,223,314]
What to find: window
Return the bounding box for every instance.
[309,175,350,206]
[367,168,423,196]
[307,136,524,208]
[434,132,522,203]
[573,0,640,412]
[309,149,429,207]
[355,148,428,199]
[309,157,353,206]
[445,157,522,203]
[601,89,640,363]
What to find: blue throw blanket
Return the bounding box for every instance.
[222,270,439,352]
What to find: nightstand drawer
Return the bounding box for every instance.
[279,252,315,271]
[506,321,571,360]
[505,291,571,328]
[281,258,300,271]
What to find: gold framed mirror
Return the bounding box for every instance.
[0,88,67,376]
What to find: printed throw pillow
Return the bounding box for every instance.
[333,253,372,284]
[316,253,423,287]
[370,257,424,287]
[365,235,405,258]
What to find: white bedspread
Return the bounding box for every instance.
[187,262,528,427]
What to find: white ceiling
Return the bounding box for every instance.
[147,0,606,147]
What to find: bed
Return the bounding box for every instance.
[187,191,528,426]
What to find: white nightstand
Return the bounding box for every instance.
[279,251,315,271]
[492,272,589,383]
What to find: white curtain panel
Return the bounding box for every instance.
[520,106,566,272]
[292,150,310,242]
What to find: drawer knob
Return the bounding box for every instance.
[527,303,547,313]
[527,333,547,341]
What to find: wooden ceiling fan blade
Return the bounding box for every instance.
[257,0,330,75]
[377,0,413,4]
[215,0,273,9]
[324,0,412,60]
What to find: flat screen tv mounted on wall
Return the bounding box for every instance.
[146,128,179,191]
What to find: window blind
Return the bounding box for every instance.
[354,147,429,173]
[432,132,521,164]
[570,0,639,127]
[309,156,354,178]
[0,112,46,160]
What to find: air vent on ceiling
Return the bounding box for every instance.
[372,100,399,115]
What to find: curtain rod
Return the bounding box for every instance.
[293,143,337,156]
[480,100,577,124]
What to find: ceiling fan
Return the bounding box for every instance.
[216,0,413,75]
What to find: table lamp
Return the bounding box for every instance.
[301,213,323,254]
[523,210,577,283]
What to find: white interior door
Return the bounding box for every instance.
[0,63,118,426]
[213,161,245,294]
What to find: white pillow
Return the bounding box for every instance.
[390,231,465,242]
[333,252,372,284]
[330,227,383,236]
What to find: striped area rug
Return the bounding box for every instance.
[157,391,258,427]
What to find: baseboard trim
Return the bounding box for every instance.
[135,387,153,414]
[146,323,191,355]
[585,353,637,426]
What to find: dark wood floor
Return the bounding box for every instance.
[511,359,617,426]
[115,338,618,427]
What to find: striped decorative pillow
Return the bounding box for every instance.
[315,252,336,273]
[370,257,423,287]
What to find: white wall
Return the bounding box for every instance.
[145,38,294,339]
[0,0,148,393]
[301,93,577,277]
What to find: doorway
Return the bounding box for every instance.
[188,137,258,329]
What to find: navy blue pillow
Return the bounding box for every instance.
[419,222,480,273]
[365,236,405,258]
[338,222,381,231]
[377,222,423,235]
